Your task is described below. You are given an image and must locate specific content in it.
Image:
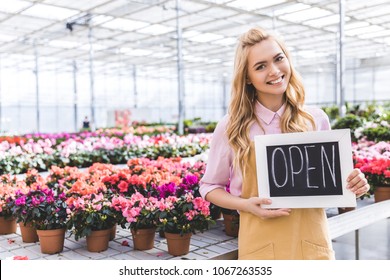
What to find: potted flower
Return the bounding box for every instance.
[355,156,390,202]
[8,187,39,243]
[156,193,214,256]
[117,192,159,250]
[32,187,68,254]
[0,175,18,235]
[10,186,68,252]
[66,193,116,252]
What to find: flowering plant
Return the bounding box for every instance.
[354,156,390,191]
[66,193,116,240]
[0,175,18,219]
[9,186,67,230]
[113,192,159,231]
[156,193,214,235]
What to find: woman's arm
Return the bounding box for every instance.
[205,188,291,219]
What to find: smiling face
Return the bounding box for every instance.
[246,38,291,109]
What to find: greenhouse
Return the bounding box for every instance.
[0,0,389,264]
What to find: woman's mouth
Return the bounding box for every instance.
[267,75,284,85]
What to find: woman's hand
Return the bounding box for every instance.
[244,197,291,219]
[347,168,370,198]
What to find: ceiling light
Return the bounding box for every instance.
[0,0,32,13]
[279,7,332,22]
[102,18,149,32]
[212,37,237,46]
[48,40,80,49]
[345,21,370,30]
[21,4,80,20]
[227,0,286,11]
[346,25,384,36]
[304,15,351,27]
[188,32,224,43]
[273,3,311,16]
[138,24,175,35]
[0,34,17,42]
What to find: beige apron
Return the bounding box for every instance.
[238,142,335,260]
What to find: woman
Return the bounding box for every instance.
[199,27,369,260]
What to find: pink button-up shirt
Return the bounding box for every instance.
[199,101,331,199]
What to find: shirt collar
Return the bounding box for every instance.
[255,101,286,125]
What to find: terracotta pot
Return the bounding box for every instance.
[210,205,222,220]
[131,227,156,250]
[159,230,165,238]
[374,186,390,203]
[338,207,356,214]
[19,222,39,243]
[86,228,111,252]
[109,224,117,241]
[165,232,192,256]
[0,217,17,235]
[222,213,239,237]
[36,228,66,254]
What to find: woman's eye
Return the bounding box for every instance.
[276,56,284,62]
[256,65,265,70]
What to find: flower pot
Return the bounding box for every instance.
[86,228,111,252]
[374,186,390,203]
[0,217,17,235]
[159,230,165,238]
[222,213,239,237]
[131,227,156,250]
[110,224,117,241]
[338,207,356,214]
[19,222,39,243]
[165,232,192,256]
[36,228,66,254]
[210,205,222,220]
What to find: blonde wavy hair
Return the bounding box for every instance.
[227,27,316,173]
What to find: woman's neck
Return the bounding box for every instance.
[256,95,285,112]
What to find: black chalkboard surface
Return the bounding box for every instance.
[254,129,356,208]
[266,141,342,197]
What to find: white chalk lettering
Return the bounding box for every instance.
[288,146,303,187]
[304,145,318,189]
[271,148,288,188]
[321,145,336,187]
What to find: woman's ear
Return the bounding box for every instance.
[246,77,251,84]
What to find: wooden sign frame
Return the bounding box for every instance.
[254,129,356,208]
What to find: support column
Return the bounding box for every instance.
[176,0,185,135]
[222,73,228,116]
[73,60,78,132]
[338,0,346,117]
[34,41,40,132]
[88,25,96,130]
[133,65,138,108]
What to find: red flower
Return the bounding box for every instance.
[117,181,129,193]
[13,256,29,260]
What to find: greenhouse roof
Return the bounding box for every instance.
[0,0,389,79]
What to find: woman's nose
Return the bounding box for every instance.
[269,63,280,76]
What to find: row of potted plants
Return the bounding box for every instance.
[352,140,390,201]
[0,158,215,256]
[0,133,211,175]
[330,103,390,142]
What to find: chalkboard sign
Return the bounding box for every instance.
[254,129,356,208]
